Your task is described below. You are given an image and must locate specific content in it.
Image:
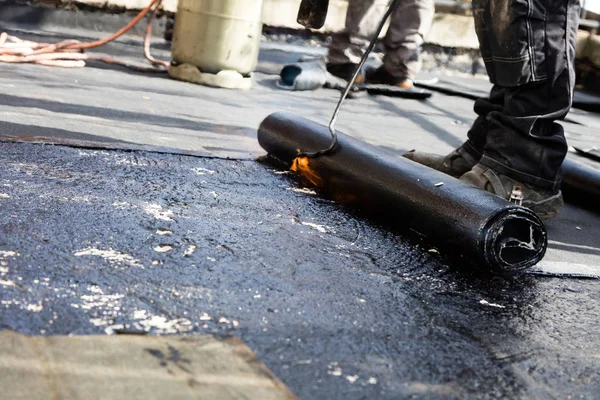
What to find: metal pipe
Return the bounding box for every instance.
[258,112,548,273]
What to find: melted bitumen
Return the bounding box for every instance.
[0,142,599,399]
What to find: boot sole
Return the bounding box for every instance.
[525,191,564,220]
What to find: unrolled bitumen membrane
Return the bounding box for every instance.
[258,112,548,272]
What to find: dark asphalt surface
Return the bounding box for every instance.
[1,142,599,399]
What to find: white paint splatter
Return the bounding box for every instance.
[89,318,109,327]
[143,204,174,221]
[193,167,216,175]
[0,251,18,259]
[154,245,172,253]
[79,291,124,311]
[368,377,378,385]
[327,362,343,376]
[75,248,142,268]
[199,313,212,321]
[26,303,43,312]
[112,201,134,209]
[74,286,125,329]
[88,285,104,294]
[345,375,359,383]
[287,187,317,195]
[141,316,192,334]
[133,310,148,319]
[479,299,506,309]
[184,245,197,257]
[66,196,92,203]
[301,222,328,233]
[131,310,193,334]
[0,193,10,199]
[0,279,17,288]
[156,229,173,236]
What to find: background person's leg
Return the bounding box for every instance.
[327,0,385,80]
[327,0,434,84]
[382,0,434,81]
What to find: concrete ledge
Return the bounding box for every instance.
[575,30,600,94]
[0,2,169,40]
[425,13,478,49]
[576,29,600,67]
[578,30,600,67]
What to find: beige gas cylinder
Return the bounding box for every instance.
[169,0,264,89]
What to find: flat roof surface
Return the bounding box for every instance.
[0,26,599,399]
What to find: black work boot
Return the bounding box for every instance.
[460,164,564,220]
[365,66,413,89]
[326,63,365,84]
[403,147,479,178]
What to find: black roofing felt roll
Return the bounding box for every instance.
[562,158,600,211]
[258,112,547,272]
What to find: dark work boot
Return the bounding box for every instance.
[460,164,564,220]
[326,63,365,84]
[403,147,479,178]
[365,66,413,89]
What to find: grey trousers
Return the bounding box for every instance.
[465,0,581,189]
[327,0,435,80]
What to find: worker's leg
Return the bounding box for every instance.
[468,0,581,190]
[381,0,434,81]
[463,85,504,158]
[327,0,434,84]
[405,0,580,218]
[327,0,386,80]
[404,85,504,178]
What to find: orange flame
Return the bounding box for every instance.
[291,157,323,187]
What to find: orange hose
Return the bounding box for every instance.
[35,60,87,68]
[144,0,170,68]
[0,0,168,71]
[64,0,161,50]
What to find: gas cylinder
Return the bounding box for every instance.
[169,0,264,89]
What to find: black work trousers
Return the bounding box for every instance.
[464,0,581,190]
